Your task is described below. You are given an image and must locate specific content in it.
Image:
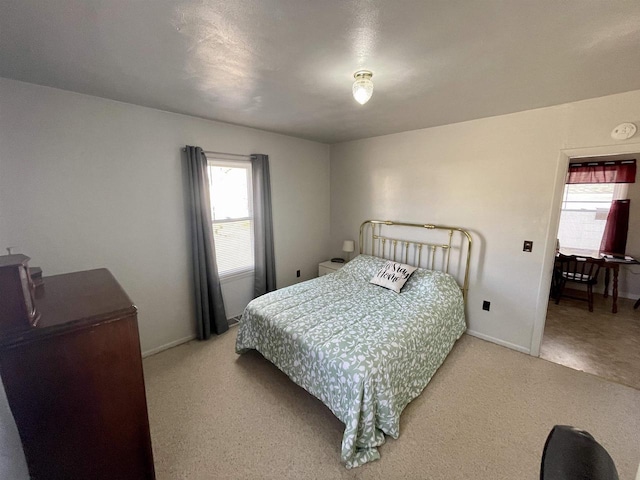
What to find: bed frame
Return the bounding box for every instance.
[359,220,472,302]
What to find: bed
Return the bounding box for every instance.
[236,220,472,468]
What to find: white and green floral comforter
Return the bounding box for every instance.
[235,254,466,468]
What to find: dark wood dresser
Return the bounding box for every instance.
[0,268,155,479]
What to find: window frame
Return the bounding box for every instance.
[557,182,628,255]
[207,158,254,280]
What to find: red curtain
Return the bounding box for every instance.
[567,159,636,184]
[600,199,630,257]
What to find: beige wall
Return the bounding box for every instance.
[330,90,640,353]
[619,180,640,298]
[564,93,640,299]
[1,75,638,358]
[0,78,331,355]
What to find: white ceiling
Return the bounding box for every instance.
[2,1,640,144]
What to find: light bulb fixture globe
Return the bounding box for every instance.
[352,70,373,105]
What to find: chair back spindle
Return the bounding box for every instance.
[554,254,605,312]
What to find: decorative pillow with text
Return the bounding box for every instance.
[369,261,418,293]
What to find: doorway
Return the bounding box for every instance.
[539,152,640,389]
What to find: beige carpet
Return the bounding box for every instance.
[144,331,640,480]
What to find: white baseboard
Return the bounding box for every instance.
[618,290,638,300]
[466,329,531,355]
[143,330,531,359]
[570,284,637,300]
[226,311,245,321]
[142,334,196,358]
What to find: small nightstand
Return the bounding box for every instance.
[318,260,345,277]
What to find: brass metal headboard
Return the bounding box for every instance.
[359,220,473,301]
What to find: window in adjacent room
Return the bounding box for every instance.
[557,158,636,255]
[557,183,626,254]
[207,160,254,277]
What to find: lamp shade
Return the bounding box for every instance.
[342,240,355,253]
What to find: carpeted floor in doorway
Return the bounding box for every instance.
[143,331,640,480]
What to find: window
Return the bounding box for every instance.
[557,183,627,254]
[207,160,254,277]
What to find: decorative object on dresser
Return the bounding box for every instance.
[0,254,40,331]
[318,260,345,276]
[0,260,155,480]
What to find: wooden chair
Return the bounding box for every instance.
[554,254,605,312]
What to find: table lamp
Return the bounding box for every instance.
[342,240,355,262]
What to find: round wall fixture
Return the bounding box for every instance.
[611,122,637,140]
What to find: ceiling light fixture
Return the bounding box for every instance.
[352,70,373,105]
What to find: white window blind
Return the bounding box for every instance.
[557,182,627,254]
[208,161,254,277]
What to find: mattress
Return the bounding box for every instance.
[236,254,466,467]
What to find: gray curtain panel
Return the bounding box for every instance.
[185,145,229,338]
[251,154,276,297]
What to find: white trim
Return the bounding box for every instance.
[618,290,639,300]
[557,282,639,301]
[467,329,531,355]
[220,268,254,283]
[530,150,570,356]
[214,216,251,224]
[207,157,251,167]
[208,159,255,277]
[563,143,640,158]
[142,334,196,358]
[530,141,640,357]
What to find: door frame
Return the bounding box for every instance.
[529,141,640,356]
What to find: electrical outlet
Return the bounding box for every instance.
[482,300,491,311]
[523,240,533,252]
[296,270,301,278]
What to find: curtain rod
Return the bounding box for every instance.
[569,159,636,166]
[181,147,252,159]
